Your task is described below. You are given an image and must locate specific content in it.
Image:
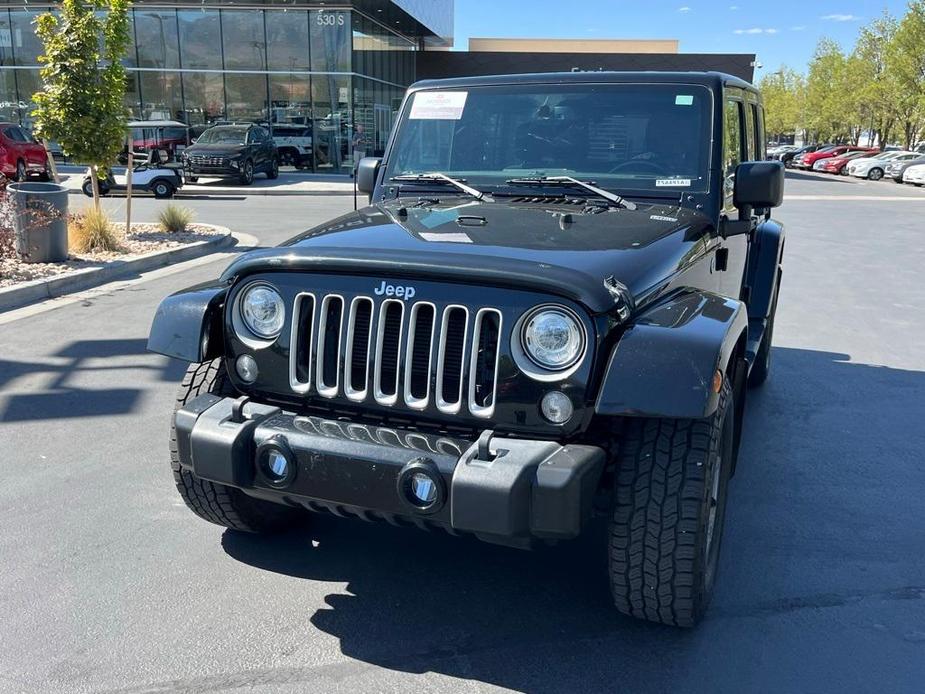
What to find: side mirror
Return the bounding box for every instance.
[356,156,382,195]
[734,161,784,210]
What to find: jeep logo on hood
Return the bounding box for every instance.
[374,280,416,300]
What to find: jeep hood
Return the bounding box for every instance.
[220,197,714,315]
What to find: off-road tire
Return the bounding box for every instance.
[169,360,300,533]
[748,277,779,388]
[608,378,735,627]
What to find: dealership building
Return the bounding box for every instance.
[0,0,754,174]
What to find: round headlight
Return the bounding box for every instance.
[239,283,285,338]
[522,307,585,370]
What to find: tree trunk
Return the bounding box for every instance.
[125,140,133,233]
[89,164,101,211]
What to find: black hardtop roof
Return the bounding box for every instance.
[410,70,755,92]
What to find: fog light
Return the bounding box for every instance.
[397,458,445,514]
[541,391,573,424]
[409,472,437,504]
[256,437,296,487]
[236,354,258,383]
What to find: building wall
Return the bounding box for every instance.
[0,4,417,172]
[416,51,757,83]
[467,38,679,54]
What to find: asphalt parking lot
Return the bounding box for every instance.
[1,171,924,693]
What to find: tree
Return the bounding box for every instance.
[854,11,898,147]
[31,0,130,209]
[885,0,925,149]
[759,67,805,140]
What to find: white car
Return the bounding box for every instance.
[848,151,918,180]
[902,163,925,185]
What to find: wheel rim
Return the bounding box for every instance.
[156,183,168,196]
[272,159,279,175]
[244,162,253,182]
[280,152,292,165]
[870,169,882,180]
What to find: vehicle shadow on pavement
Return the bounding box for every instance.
[0,338,186,422]
[221,346,925,692]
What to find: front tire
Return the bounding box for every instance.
[152,180,174,199]
[267,157,279,179]
[15,159,26,182]
[867,168,884,181]
[239,159,254,185]
[170,360,301,533]
[608,378,735,627]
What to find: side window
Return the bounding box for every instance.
[744,103,756,161]
[3,127,20,142]
[753,104,766,159]
[723,99,743,204]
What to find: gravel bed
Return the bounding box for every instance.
[0,223,225,289]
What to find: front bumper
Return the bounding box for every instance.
[175,395,605,546]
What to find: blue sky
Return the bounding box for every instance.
[453,0,911,78]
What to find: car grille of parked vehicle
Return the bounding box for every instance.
[186,155,226,167]
[289,293,503,419]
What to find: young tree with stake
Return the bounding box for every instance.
[31,0,131,210]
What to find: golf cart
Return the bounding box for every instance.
[82,148,183,199]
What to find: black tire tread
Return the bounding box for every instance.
[169,360,298,533]
[608,380,731,627]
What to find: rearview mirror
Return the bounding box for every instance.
[357,157,382,195]
[734,161,784,209]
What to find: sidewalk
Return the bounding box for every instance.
[55,167,357,197]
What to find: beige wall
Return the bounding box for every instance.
[467,38,679,54]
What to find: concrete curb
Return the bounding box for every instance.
[0,225,235,314]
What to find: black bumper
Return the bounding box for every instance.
[174,395,605,546]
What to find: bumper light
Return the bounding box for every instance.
[541,391,573,424]
[236,354,258,383]
[397,458,445,513]
[256,436,296,487]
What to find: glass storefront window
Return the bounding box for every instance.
[139,71,183,121]
[310,9,350,74]
[134,10,180,69]
[13,68,41,130]
[312,73,351,173]
[0,10,13,67]
[9,10,46,66]
[266,10,309,71]
[225,72,269,123]
[269,74,311,126]
[182,72,224,124]
[222,10,266,70]
[178,10,221,70]
[0,69,19,121]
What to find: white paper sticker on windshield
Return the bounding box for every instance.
[675,95,694,106]
[409,91,468,120]
[656,178,692,187]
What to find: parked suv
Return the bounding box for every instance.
[181,123,278,185]
[0,123,51,181]
[149,72,785,628]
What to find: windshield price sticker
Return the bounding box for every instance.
[675,95,694,106]
[656,178,692,187]
[410,91,469,120]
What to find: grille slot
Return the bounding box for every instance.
[436,306,468,414]
[344,297,373,401]
[404,303,436,409]
[315,295,344,397]
[289,293,316,393]
[468,308,502,417]
[374,300,404,405]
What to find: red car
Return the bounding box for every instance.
[0,123,51,181]
[818,149,880,174]
[798,145,877,170]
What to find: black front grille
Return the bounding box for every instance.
[473,311,500,408]
[440,308,467,407]
[378,302,403,397]
[408,304,435,400]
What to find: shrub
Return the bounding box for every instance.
[0,177,14,260]
[69,206,123,253]
[157,203,195,233]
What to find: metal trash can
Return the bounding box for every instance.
[8,181,69,263]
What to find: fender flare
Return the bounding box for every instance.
[594,290,748,419]
[147,281,227,362]
[746,218,785,320]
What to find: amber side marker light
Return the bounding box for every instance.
[712,370,724,394]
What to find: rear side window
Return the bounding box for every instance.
[723,99,743,205]
[752,104,765,159]
[744,104,756,161]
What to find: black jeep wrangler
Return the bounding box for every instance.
[148,71,784,627]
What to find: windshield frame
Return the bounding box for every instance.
[382,81,717,198]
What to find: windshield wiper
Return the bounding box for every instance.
[505,176,636,210]
[391,172,486,200]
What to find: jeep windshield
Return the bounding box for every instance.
[197,127,247,145]
[384,83,713,196]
